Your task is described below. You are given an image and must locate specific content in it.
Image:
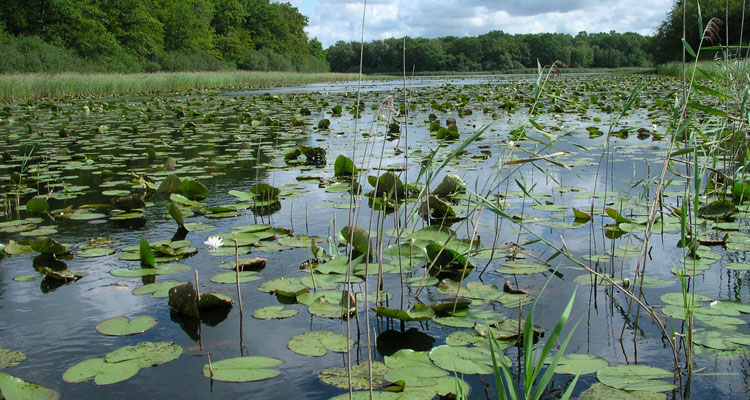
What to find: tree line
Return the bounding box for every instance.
[326,31,653,73]
[0,0,746,74]
[0,0,327,73]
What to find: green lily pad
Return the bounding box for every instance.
[0,348,26,369]
[496,260,548,274]
[70,213,107,220]
[78,247,116,258]
[95,316,158,336]
[132,281,186,297]
[252,305,299,320]
[62,357,141,385]
[596,365,674,392]
[277,235,323,248]
[4,241,32,255]
[30,236,67,255]
[203,356,282,382]
[0,372,59,399]
[545,353,609,375]
[318,361,386,390]
[13,274,41,282]
[373,304,435,322]
[209,271,260,284]
[428,345,503,375]
[288,331,354,357]
[579,383,666,400]
[25,197,49,213]
[110,263,189,277]
[258,277,309,298]
[105,341,183,368]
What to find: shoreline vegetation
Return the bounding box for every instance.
[0,71,364,102]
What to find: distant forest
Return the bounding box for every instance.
[0,0,746,74]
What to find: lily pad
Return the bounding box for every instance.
[132,280,186,298]
[428,345,502,375]
[0,372,59,399]
[373,304,435,322]
[95,316,158,336]
[318,361,386,390]
[288,331,354,357]
[62,357,141,385]
[252,305,299,320]
[104,341,183,368]
[258,277,309,298]
[209,271,260,284]
[203,356,282,382]
[579,383,666,400]
[596,365,674,392]
[0,348,26,369]
[545,353,609,375]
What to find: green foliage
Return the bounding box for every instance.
[0,0,327,73]
[328,30,653,73]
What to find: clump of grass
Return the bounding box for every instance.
[0,71,367,102]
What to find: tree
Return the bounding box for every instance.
[653,0,749,63]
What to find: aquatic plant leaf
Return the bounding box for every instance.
[167,202,184,227]
[105,341,182,368]
[433,308,506,328]
[168,282,199,318]
[596,365,674,392]
[258,277,309,298]
[252,305,298,320]
[693,329,750,350]
[203,356,282,382]
[179,179,208,200]
[62,357,140,385]
[4,241,32,255]
[139,238,154,268]
[110,263,189,277]
[249,183,280,202]
[341,225,371,255]
[384,349,448,385]
[328,392,399,400]
[288,331,353,357]
[78,247,115,258]
[579,383,666,400]
[95,316,157,336]
[0,372,59,400]
[132,280,186,298]
[169,193,204,208]
[157,175,182,195]
[368,171,405,200]
[374,304,435,322]
[25,197,49,213]
[277,235,322,248]
[0,348,26,369]
[209,271,260,284]
[30,236,67,256]
[698,200,736,220]
[544,353,609,375]
[605,208,633,224]
[318,361,386,390]
[334,154,358,177]
[433,175,466,198]
[428,345,500,375]
[573,208,592,222]
[496,260,548,274]
[112,195,145,212]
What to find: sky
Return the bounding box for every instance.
[279,0,676,48]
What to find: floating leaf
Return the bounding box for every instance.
[179,179,208,200]
[334,154,358,177]
[203,356,282,382]
[132,280,186,298]
[579,383,666,400]
[30,236,67,255]
[596,365,674,392]
[318,361,386,390]
[209,271,260,284]
[544,353,609,375]
[95,316,157,336]
[105,341,183,368]
[428,345,502,375]
[258,277,309,298]
[698,199,736,220]
[0,348,26,369]
[25,197,49,213]
[288,331,353,357]
[62,358,140,385]
[252,305,298,320]
[0,372,59,399]
[373,304,435,322]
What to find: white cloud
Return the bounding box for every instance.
[303,0,674,47]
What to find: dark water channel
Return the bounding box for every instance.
[0,74,748,399]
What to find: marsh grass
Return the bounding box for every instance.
[0,71,366,102]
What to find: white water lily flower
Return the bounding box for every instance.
[204,236,224,249]
[710,300,719,307]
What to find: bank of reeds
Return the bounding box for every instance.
[657,58,750,84]
[0,71,366,102]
